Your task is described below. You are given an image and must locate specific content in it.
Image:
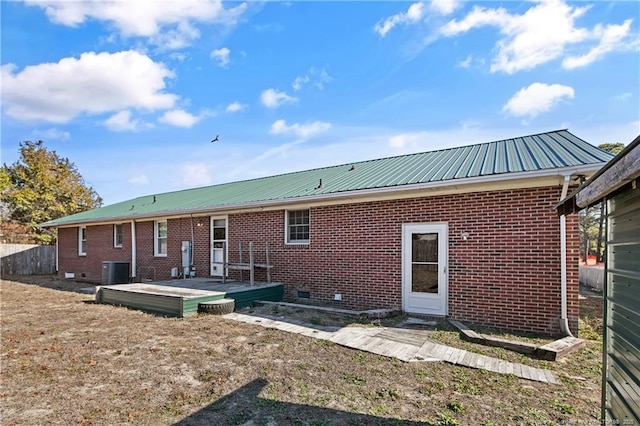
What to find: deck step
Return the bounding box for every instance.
[536,336,586,361]
[198,299,235,315]
[449,319,585,361]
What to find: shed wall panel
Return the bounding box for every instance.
[605,184,640,424]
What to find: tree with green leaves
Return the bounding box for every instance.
[578,142,625,263]
[1,141,102,244]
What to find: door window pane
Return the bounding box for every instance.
[412,264,438,293]
[412,233,438,262]
[213,228,225,240]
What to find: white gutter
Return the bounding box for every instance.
[559,174,574,337]
[131,220,137,279]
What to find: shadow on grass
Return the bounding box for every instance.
[173,378,431,426]
[1,274,95,294]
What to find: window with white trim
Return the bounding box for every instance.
[114,224,123,248]
[154,220,167,256]
[78,226,87,256]
[286,209,310,244]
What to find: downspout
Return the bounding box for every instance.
[190,215,195,275]
[559,175,574,337]
[55,231,59,273]
[131,220,137,279]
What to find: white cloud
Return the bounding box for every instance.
[386,124,531,153]
[292,75,310,91]
[374,2,425,37]
[502,82,575,118]
[226,101,247,113]
[104,110,149,132]
[169,52,189,62]
[292,67,333,91]
[158,109,202,128]
[429,0,459,16]
[178,163,211,186]
[260,88,298,108]
[457,54,472,68]
[269,119,331,139]
[615,92,632,101]
[211,47,230,67]
[128,174,149,185]
[32,127,71,141]
[441,0,636,74]
[388,133,418,149]
[25,0,248,49]
[441,1,589,73]
[563,19,635,69]
[1,50,176,123]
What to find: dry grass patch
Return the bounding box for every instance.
[1,276,602,425]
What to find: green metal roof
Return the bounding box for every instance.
[42,129,613,227]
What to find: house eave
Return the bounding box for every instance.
[557,134,640,214]
[47,163,604,229]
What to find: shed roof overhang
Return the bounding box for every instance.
[557,134,640,215]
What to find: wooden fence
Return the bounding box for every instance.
[1,244,56,275]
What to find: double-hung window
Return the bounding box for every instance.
[114,224,123,248]
[78,226,87,256]
[286,209,310,244]
[154,220,167,256]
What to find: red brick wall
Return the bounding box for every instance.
[56,186,579,335]
[57,224,131,282]
[58,218,212,282]
[228,186,579,336]
[135,217,211,281]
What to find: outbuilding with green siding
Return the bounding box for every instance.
[558,134,640,424]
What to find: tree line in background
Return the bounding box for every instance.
[578,143,626,264]
[0,141,102,245]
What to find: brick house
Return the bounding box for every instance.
[42,130,612,336]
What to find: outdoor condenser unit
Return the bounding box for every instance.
[101,261,130,285]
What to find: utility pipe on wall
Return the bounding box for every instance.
[559,175,574,337]
[131,220,137,279]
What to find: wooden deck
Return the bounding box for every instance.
[97,279,283,317]
[224,312,560,385]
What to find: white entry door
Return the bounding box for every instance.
[210,216,227,277]
[402,223,448,316]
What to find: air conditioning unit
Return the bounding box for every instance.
[101,261,130,285]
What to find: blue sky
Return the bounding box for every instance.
[2,0,639,206]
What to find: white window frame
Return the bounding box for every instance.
[78,226,87,256]
[285,209,310,245]
[114,223,123,248]
[154,220,168,257]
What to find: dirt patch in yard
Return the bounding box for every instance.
[2,276,603,425]
[579,286,603,341]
